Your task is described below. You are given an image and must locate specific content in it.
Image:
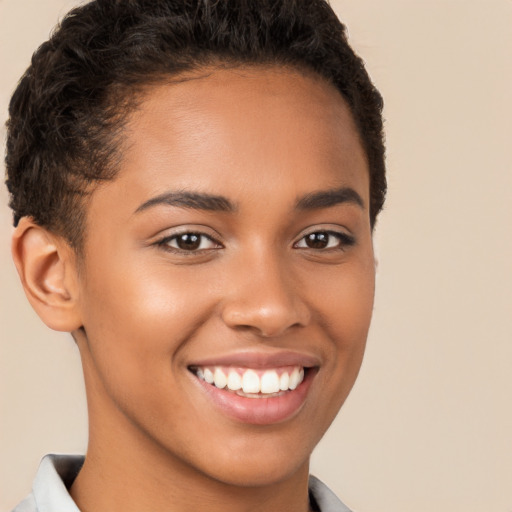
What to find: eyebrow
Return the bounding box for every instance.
[135,186,364,215]
[295,187,365,210]
[135,191,236,214]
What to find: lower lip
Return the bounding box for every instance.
[192,369,315,425]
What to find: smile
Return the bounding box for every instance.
[187,353,318,425]
[191,366,305,397]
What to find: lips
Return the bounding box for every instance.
[188,352,318,425]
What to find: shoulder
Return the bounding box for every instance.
[309,475,353,512]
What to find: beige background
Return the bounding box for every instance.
[1,0,511,511]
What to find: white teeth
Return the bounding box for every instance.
[260,370,280,394]
[213,368,227,389]
[194,366,306,395]
[227,370,242,391]
[242,369,260,393]
[289,367,302,390]
[203,368,214,384]
[279,372,290,391]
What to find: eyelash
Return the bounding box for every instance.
[156,232,221,254]
[293,230,356,251]
[155,229,355,254]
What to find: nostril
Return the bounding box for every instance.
[224,314,307,339]
[220,267,311,336]
[224,296,310,331]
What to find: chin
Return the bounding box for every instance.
[205,455,310,489]
[195,431,318,488]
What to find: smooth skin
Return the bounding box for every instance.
[12,67,376,512]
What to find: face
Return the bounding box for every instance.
[75,67,375,487]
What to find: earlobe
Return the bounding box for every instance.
[11,218,83,332]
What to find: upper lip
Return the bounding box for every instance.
[188,350,321,369]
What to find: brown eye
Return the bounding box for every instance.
[295,230,355,250]
[159,232,220,252]
[175,233,201,250]
[304,232,330,249]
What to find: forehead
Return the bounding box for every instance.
[129,66,366,168]
[87,66,369,223]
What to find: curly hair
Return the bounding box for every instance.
[5,0,386,250]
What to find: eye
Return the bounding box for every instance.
[158,232,221,252]
[294,230,355,250]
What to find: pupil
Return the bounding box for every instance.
[306,232,329,249]
[177,234,201,250]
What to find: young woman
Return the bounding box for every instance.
[6,1,386,511]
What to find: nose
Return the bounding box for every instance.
[220,251,311,338]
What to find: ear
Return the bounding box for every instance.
[11,217,83,332]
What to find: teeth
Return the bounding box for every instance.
[279,372,290,391]
[227,370,242,391]
[242,369,260,393]
[289,367,304,390]
[194,366,305,395]
[260,370,280,394]
[203,368,214,384]
[213,368,227,389]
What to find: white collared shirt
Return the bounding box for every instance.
[12,454,352,512]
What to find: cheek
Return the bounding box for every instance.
[77,252,215,395]
[308,255,375,398]
[311,255,375,339]
[335,264,374,359]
